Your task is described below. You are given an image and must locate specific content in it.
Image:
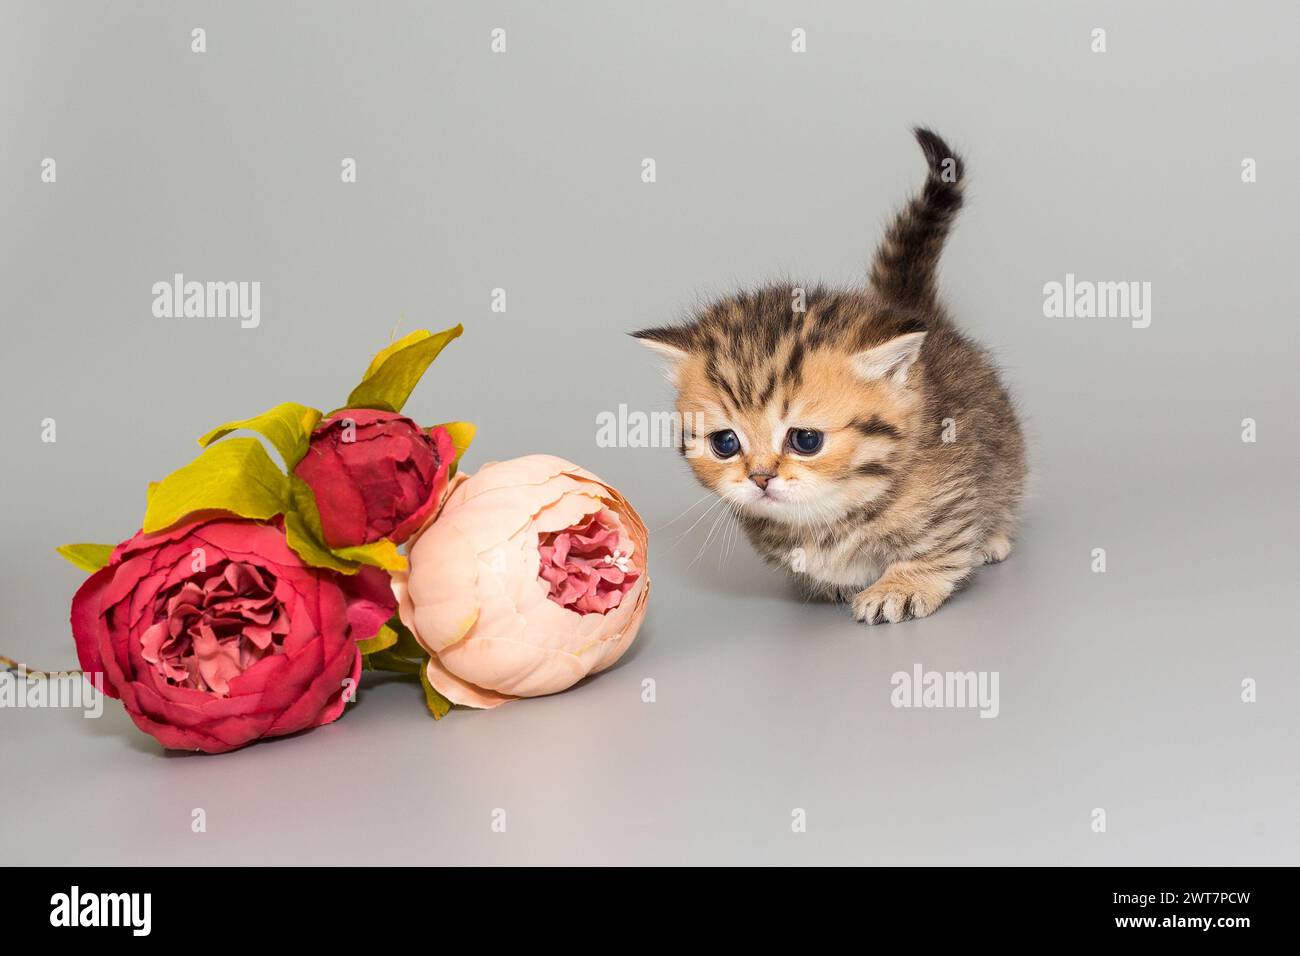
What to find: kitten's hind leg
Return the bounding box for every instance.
[851,552,977,625]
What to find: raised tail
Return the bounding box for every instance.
[868,127,965,309]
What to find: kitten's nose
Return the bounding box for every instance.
[749,471,775,490]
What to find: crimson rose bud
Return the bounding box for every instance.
[293,409,454,548]
[70,517,395,754]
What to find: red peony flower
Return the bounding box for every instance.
[293,409,454,548]
[70,517,395,753]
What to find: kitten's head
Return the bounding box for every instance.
[635,288,928,528]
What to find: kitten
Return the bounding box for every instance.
[634,128,1025,624]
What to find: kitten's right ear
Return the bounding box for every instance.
[631,326,693,385]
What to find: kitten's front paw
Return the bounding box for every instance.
[978,531,1013,565]
[851,581,943,625]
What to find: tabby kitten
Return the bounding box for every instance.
[634,128,1025,624]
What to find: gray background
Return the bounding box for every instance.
[2,0,1297,865]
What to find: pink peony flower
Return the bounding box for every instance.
[392,455,650,708]
[537,512,640,614]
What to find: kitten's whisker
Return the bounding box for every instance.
[724,498,745,566]
[650,491,717,534]
[668,494,728,551]
[717,502,739,570]
[688,505,731,570]
[690,489,744,570]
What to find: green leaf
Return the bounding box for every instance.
[360,330,433,380]
[283,477,360,573]
[365,649,423,675]
[143,438,291,534]
[56,543,115,573]
[197,402,322,469]
[333,538,408,573]
[357,624,399,656]
[420,664,453,720]
[363,617,446,718]
[346,325,463,414]
[434,421,475,475]
[384,615,426,659]
[283,512,358,573]
[281,477,408,574]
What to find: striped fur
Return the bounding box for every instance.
[635,128,1025,624]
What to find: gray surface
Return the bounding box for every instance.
[2,0,1297,865]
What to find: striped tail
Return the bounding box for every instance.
[868,127,965,309]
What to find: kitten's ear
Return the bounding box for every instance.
[852,331,927,385]
[632,326,693,385]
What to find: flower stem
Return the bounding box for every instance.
[363,650,424,675]
[0,654,79,680]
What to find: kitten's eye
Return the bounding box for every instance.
[709,429,740,458]
[787,428,824,455]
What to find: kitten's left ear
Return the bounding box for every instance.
[632,326,693,385]
[852,331,927,385]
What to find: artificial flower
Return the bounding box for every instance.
[393,455,649,708]
[294,409,455,548]
[70,517,394,753]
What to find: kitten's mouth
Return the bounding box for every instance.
[746,487,784,506]
[733,482,792,512]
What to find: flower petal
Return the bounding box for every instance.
[424,654,516,709]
